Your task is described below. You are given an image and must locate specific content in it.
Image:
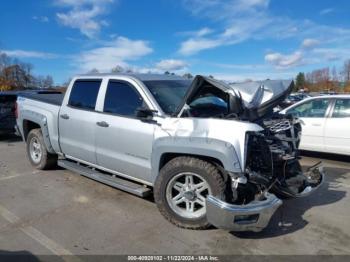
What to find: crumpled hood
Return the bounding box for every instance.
[176,75,294,121]
[229,79,294,110]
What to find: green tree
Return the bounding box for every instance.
[295,72,306,91]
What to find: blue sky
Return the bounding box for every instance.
[1,0,350,84]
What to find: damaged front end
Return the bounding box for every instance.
[206,113,324,232]
[247,115,324,199]
[177,76,324,231]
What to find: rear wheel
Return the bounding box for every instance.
[154,157,225,229]
[26,128,57,170]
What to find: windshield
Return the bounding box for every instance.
[143,80,191,115]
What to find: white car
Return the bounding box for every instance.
[280,95,350,156]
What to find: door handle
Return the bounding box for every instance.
[96,121,109,128]
[312,123,321,127]
[60,114,69,120]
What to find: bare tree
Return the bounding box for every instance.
[0,52,57,91]
[20,62,34,87]
[35,75,44,89]
[111,65,124,73]
[182,73,193,79]
[343,59,350,82]
[2,65,28,89]
[62,78,72,87]
[0,52,11,71]
[332,66,338,82]
[43,75,54,88]
[88,68,99,74]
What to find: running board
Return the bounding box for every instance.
[58,160,151,197]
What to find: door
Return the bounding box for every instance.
[59,79,102,164]
[95,80,155,182]
[324,98,350,155]
[286,98,331,152]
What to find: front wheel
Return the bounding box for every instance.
[26,128,57,170]
[154,157,225,229]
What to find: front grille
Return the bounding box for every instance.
[267,120,291,133]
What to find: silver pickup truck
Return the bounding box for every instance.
[16,73,324,232]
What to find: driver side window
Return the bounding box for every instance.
[103,81,144,117]
[288,99,330,118]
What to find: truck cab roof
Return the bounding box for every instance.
[76,73,186,82]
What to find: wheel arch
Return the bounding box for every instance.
[159,152,224,171]
[151,136,242,184]
[23,120,40,141]
[21,111,55,154]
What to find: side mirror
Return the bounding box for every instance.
[136,108,157,120]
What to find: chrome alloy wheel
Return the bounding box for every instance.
[166,172,212,219]
[29,137,42,164]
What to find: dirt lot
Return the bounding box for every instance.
[0,134,350,256]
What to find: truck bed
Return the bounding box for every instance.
[19,93,64,106]
[17,92,63,153]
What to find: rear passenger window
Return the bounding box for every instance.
[288,99,329,118]
[103,81,144,117]
[68,80,101,110]
[332,99,350,118]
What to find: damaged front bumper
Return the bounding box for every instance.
[206,193,282,232]
[206,165,325,232]
[295,164,325,197]
[273,163,325,198]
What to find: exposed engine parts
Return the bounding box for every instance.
[229,114,322,205]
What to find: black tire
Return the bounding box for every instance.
[154,156,225,230]
[26,128,57,170]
